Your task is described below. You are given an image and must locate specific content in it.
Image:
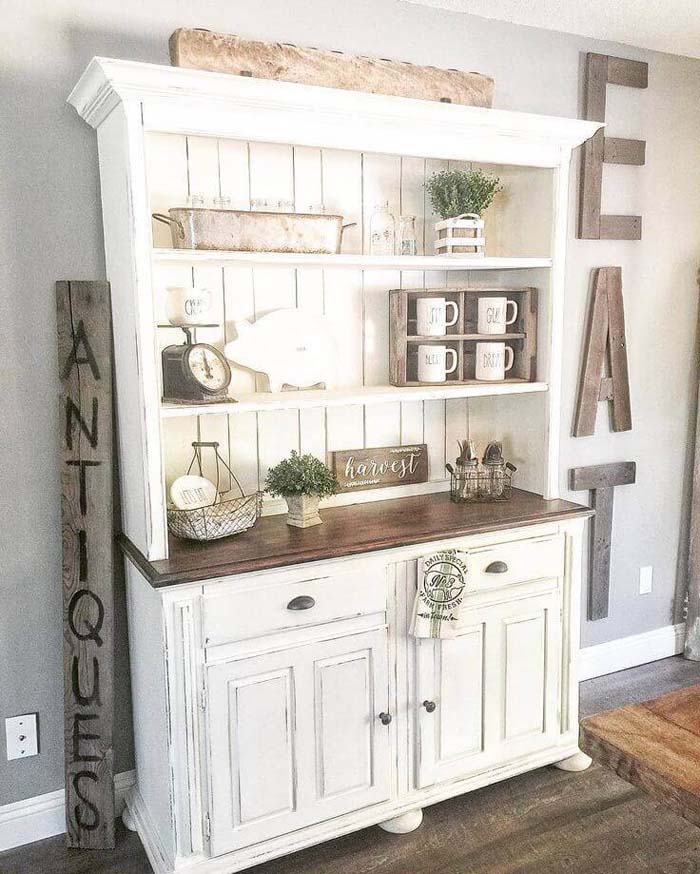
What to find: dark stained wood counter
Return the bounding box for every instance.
[120,488,592,588]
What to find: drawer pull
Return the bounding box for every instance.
[287,595,316,611]
[485,560,508,574]
[422,700,437,713]
[378,712,392,726]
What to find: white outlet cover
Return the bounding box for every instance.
[639,566,653,595]
[6,713,38,760]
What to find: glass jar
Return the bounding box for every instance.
[369,202,396,256]
[187,193,206,208]
[398,215,418,256]
[213,195,232,210]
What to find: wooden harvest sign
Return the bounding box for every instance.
[328,444,428,493]
[57,281,115,848]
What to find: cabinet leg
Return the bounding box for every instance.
[122,804,138,832]
[378,808,423,834]
[553,750,593,772]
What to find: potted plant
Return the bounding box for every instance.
[425,169,502,257]
[265,451,340,528]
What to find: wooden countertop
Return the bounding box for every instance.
[120,488,592,588]
[580,686,700,828]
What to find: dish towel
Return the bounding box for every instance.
[410,550,469,639]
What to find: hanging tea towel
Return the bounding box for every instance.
[410,550,469,639]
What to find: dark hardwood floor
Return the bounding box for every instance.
[2,656,699,874]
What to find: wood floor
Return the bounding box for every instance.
[3,656,700,874]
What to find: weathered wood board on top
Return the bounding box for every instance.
[580,685,700,828]
[57,280,115,848]
[328,444,428,492]
[570,461,636,621]
[578,53,648,240]
[573,267,632,437]
[169,28,494,107]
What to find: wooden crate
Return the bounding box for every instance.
[390,287,538,386]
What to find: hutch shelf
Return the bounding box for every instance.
[69,56,600,874]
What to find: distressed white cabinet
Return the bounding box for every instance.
[206,627,392,856]
[416,590,562,788]
[68,56,599,874]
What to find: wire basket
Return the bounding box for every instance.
[449,465,515,504]
[167,442,263,541]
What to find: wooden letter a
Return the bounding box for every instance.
[573,267,632,437]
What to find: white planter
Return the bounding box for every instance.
[285,494,323,528]
[434,213,485,257]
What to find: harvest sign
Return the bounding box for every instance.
[328,444,429,492]
[57,281,115,848]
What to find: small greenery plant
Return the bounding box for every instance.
[265,451,340,498]
[425,169,502,219]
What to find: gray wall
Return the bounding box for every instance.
[2,0,699,806]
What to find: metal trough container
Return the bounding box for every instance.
[153,208,355,255]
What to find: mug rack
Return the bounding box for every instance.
[389,287,538,386]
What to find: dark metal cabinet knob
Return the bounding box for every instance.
[378,712,392,725]
[485,560,508,574]
[422,700,437,713]
[286,595,315,611]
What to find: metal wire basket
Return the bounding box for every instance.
[448,464,516,504]
[167,442,263,541]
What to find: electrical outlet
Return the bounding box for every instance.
[639,566,653,595]
[6,714,38,760]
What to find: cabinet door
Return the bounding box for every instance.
[416,590,561,788]
[206,627,391,856]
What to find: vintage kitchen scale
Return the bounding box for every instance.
[161,325,232,403]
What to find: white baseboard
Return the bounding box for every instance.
[0,769,136,853]
[579,622,686,681]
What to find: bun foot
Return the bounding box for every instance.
[378,808,423,833]
[553,750,593,772]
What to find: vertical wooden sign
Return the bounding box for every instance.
[57,281,115,848]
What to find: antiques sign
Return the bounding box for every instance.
[57,281,115,848]
[328,444,428,492]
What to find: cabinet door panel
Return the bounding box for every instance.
[207,627,391,857]
[416,589,561,789]
[503,612,546,739]
[236,671,296,824]
[207,650,305,854]
[309,628,392,818]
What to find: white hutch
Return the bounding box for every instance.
[69,57,599,874]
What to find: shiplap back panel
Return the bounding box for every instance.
[148,133,550,509]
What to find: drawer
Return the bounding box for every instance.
[203,569,387,647]
[467,533,564,593]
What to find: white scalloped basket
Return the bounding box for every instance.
[434,213,485,257]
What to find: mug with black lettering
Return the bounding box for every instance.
[417,344,459,383]
[416,297,459,336]
[166,285,213,327]
[475,342,514,381]
[477,296,518,335]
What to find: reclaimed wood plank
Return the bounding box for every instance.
[169,29,494,108]
[570,461,636,491]
[573,269,609,437]
[605,267,633,432]
[578,53,607,240]
[600,214,642,241]
[604,137,646,166]
[606,56,649,89]
[56,280,115,848]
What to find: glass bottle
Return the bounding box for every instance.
[398,215,418,256]
[369,202,396,256]
[187,192,206,208]
[213,194,232,210]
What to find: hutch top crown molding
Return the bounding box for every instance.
[69,57,601,166]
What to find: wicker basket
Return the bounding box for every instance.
[167,441,263,541]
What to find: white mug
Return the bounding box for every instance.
[475,342,514,381]
[416,297,459,336]
[417,344,459,383]
[477,297,518,334]
[166,286,213,326]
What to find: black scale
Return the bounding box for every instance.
[161,326,232,403]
